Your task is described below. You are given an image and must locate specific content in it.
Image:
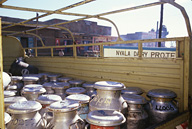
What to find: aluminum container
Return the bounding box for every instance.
[121,87,143,95]
[52,82,70,99]
[82,82,97,98]
[86,110,126,129]
[89,81,125,113]
[38,73,50,84]
[6,101,45,129]
[42,82,55,94]
[123,94,148,129]
[4,96,27,111]
[22,76,39,86]
[11,76,23,85]
[58,77,73,83]
[66,94,90,120]
[4,112,11,125]
[37,94,62,124]
[47,100,84,129]
[66,87,86,95]
[21,84,46,100]
[4,90,16,98]
[146,89,179,125]
[47,74,62,82]
[69,80,84,87]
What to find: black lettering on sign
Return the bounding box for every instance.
[155,105,174,111]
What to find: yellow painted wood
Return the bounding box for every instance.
[0,18,5,129]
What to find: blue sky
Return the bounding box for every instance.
[0,0,191,37]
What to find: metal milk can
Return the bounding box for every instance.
[58,77,73,83]
[66,87,86,95]
[69,80,84,87]
[38,73,50,84]
[89,81,125,113]
[22,76,39,86]
[146,89,179,125]
[42,82,55,94]
[8,76,24,95]
[85,110,126,129]
[21,84,46,100]
[4,96,27,111]
[48,74,62,82]
[66,94,90,120]
[82,82,97,98]
[37,94,62,124]
[6,101,45,129]
[4,90,16,98]
[47,100,84,129]
[121,87,143,95]
[123,94,148,129]
[4,112,11,129]
[52,82,70,99]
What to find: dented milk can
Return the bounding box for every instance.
[52,82,70,99]
[6,101,45,129]
[47,100,84,129]
[21,84,46,100]
[66,87,86,95]
[37,94,62,124]
[86,110,126,129]
[147,89,179,125]
[89,81,125,113]
[66,94,90,120]
[69,80,84,87]
[123,94,148,129]
[82,82,97,98]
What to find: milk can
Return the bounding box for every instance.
[52,82,70,99]
[122,94,148,129]
[121,87,143,95]
[146,89,179,125]
[22,76,39,86]
[4,91,16,98]
[85,110,126,129]
[47,100,84,129]
[37,94,62,124]
[11,76,23,85]
[89,81,125,113]
[66,87,86,95]
[42,82,55,94]
[69,80,84,87]
[38,73,50,84]
[4,112,11,128]
[82,82,97,98]
[66,94,90,120]
[6,101,45,129]
[21,84,46,100]
[4,96,27,111]
[48,74,62,82]
[8,76,24,95]
[58,77,73,83]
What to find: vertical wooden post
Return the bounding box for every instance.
[138,42,143,58]
[35,48,37,57]
[0,18,5,129]
[51,48,53,57]
[100,45,104,58]
[73,45,77,58]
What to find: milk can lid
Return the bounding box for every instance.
[11,76,23,81]
[86,110,126,126]
[122,94,147,104]
[43,82,55,88]
[147,89,177,99]
[4,96,27,105]
[7,101,42,114]
[69,80,84,85]
[4,112,11,124]
[23,84,46,94]
[121,87,143,95]
[49,100,80,112]
[37,94,62,105]
[58,77,73,82]
[66,87,86,95]
[66,94,90,104]
[4,90,16,97]
[94,81,125,90]
[22,76,39,81]
[52,82,70,89]
[82,82,95,88]
[48,74,62,78]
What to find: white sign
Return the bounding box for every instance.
[104,48,176,58]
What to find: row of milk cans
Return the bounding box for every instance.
[4,73,179,129]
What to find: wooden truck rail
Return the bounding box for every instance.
[0,0,192,128]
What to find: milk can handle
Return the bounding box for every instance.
[69,119,84,129]
[91,94,96,99]
[85,124,90,129]
[173,99,179,108]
